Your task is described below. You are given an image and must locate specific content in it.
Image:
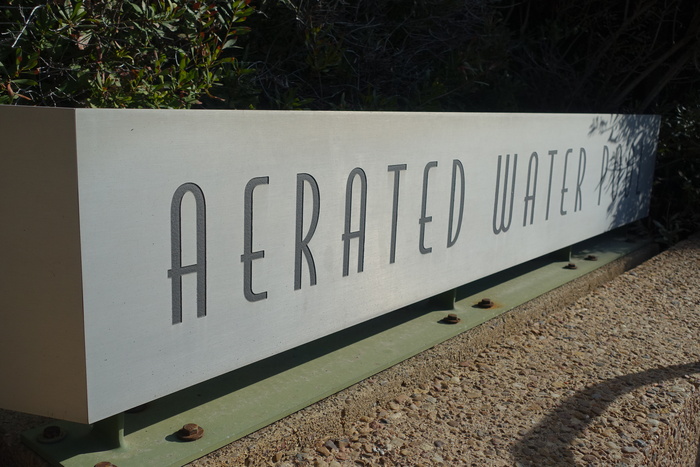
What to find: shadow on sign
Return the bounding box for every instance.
[588,114,660,230]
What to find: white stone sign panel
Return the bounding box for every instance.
[0,107,659,422]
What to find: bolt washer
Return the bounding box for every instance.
[36,425,67,444]
[564,263,578,270]
[177,423,204,441]
[477,298,494,309]
[94,462,117,467]
[442,313,461,324]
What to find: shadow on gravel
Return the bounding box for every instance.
[511,361,700,466]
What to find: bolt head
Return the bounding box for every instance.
[177,423,204,441]
[477,298,493,308]
[37,425,67,444]
[442,313,460,324]
[183,423,199,435]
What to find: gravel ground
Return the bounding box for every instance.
[188,235,700,467]
[2,235,699,466]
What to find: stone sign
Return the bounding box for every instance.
[0,107,659,422]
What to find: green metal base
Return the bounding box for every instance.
[22,229,651,467]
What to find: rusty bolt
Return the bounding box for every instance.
[564,263,578,270]
[584,255,598,261]
[442,313,460,324]
[37,425,67,444]
[177,423,204,441]
[477,298,494,309]
[94,462,117,467]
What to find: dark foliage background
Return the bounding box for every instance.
[2,0,699,241]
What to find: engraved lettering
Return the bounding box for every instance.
[342,168,367,276]
[241,177,269,302]
[168,183,206,325]
[388,164,407,264]
[545,150,557,220]
[492,154,517,234]
[419,161,438,254]
[598,145,609,206]
[447,159,465,248]
[574,148,586,212]
[295,173,320,290]
[560,148,572,216]
[523,151,538,226]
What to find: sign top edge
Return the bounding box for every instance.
[0,105,660,119]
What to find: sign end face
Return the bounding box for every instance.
[0,106,89,423]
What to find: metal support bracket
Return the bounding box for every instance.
[429,288,457,310]
[549,245,572,262]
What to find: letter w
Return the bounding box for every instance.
[492,154,518,235]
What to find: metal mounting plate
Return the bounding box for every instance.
[22,230,651,467]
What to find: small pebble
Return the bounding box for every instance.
[324,440,338,451]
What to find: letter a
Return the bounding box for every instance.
[342,168,367,276]
[168,183,206,325]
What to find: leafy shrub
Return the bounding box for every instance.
[652,98,700,243]
[0,0,255,108]
[242,0,509,111]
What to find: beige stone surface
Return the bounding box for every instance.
[187,236,700,466]
[3,235,700,466]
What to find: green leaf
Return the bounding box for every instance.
[11,79,38,86]
[222,38,238,50]
[130,2,143,14]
